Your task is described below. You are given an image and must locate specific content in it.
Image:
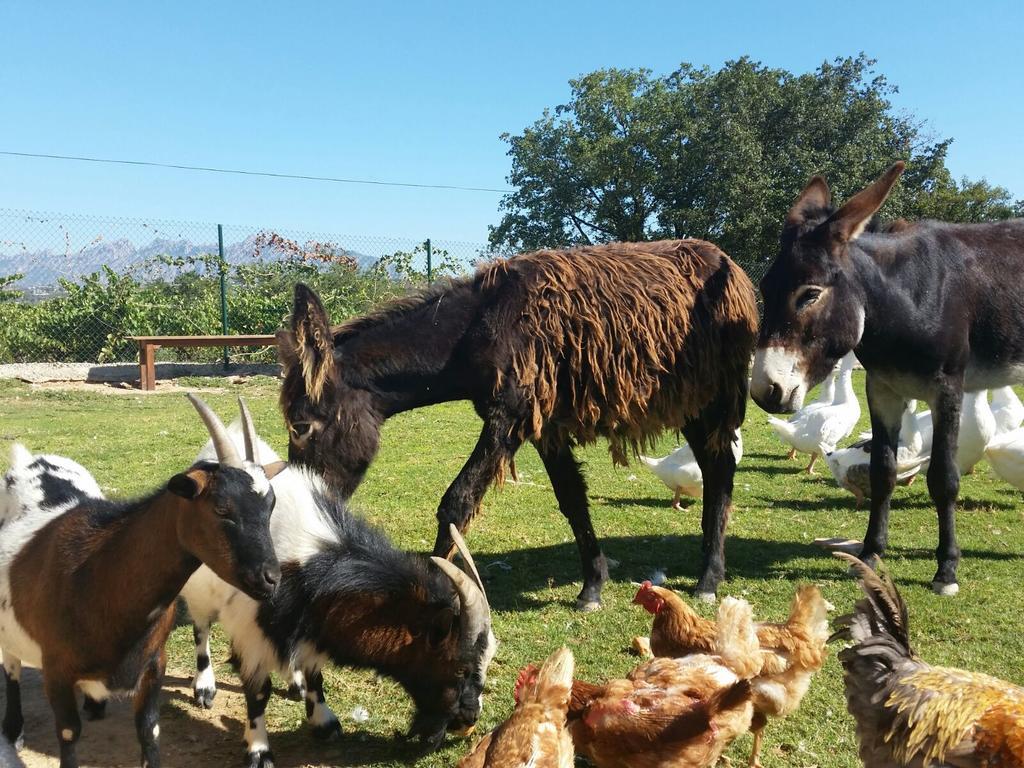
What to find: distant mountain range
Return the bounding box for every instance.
[0,234,379,289]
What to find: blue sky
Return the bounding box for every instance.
[1,1,1021,242]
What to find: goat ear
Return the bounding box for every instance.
[290,283,336,404]
[786,175,832,228]
[428,607,456,647]
[262,460,288,480]
[827,161,906,243]
[168,469,209,499]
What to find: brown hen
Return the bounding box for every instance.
[552,597,760,768]
[458,646,575,768]
[634,581,831,767]
[832,552,1024,767]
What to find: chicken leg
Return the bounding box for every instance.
[748,711,768,768]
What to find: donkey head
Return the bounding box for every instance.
[172,395,285,600]
[276,283,376,495]
[751,162,905,413]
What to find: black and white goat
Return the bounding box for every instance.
[0,396,283,768]
[180,427,497,768]
[181,424,306,710]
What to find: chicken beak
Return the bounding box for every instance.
[452,724,476,737]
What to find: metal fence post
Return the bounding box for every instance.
[425,238,432,284]
[218,224,229,370]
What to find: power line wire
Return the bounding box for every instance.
[0,150,513,194]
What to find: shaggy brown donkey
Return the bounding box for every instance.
[278,240,758,608]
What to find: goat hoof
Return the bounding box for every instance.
[286,682,306,701]
[311,718,342,741]
[695,591,717,604]
[194,687,216,709]
[1,728,23,751]
[83,697,107,721]
[246,749,275,768]
[931,580,959,596]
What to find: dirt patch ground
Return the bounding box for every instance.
[0,666,369,768]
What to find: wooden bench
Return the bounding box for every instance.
[131,335,278,391]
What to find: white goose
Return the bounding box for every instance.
[782,363,839,459]
[824,401,930,507]
[767,351,860,473]
[957,390,997,475]
[639,431,743,509]
[990,386,1024,436]
[984,426,1024,490]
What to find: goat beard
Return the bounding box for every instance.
[405,711,451,751]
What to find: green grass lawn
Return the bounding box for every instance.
[1,374,1022,767]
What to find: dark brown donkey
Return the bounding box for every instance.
[277,240,758,608]
[751,161,1024,594]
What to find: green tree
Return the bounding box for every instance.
[490,55,1021,270]
[0,273,23,302]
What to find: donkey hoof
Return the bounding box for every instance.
[575,599,602,612]
[286,682,306,701]
[695,591,717,604]
[931,581,959,596]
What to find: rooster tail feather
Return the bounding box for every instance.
[830,553,912,653]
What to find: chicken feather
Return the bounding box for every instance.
[635,581,830,767]
[832,552,1024,768]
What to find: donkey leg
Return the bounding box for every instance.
[682,420,736,601]
[536,441,608,611]
[859,379,905,569]
[432,413,522,558]
[927,386,963,595]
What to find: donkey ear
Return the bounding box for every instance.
[290,283,336,404]
[827,161,906,243]
[786,175,832,228]
[275,330,298,370]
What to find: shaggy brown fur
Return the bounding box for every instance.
[279,239,758,606]
[479,240,758,463]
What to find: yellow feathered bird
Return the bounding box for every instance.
[831,553,1024,767]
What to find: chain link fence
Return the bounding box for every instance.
[0,208,770,365]
[0,209,505,364]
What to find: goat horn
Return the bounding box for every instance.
[447,524,490,615]
[237,397,259,464]
[187,394,243,468]
[431,555,490,643]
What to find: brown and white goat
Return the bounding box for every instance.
[0,396,284,768]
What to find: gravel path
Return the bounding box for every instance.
[0,361,280,385]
